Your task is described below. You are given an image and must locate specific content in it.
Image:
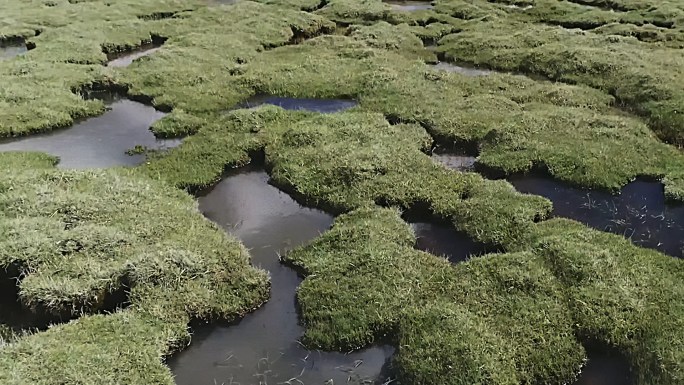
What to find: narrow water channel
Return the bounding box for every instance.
[432,62,494,76]
[509,176,684,258]
[169,165,393,385]
[107,45,161,67]
[384,0,434,11]
[241,95,358,113]
[0,95,179,168]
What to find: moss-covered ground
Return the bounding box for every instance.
[1,0,683,383]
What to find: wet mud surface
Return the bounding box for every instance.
[384,1,434,11]
[0,96,179,168]
[0,39,27,60]
[107,45,161,67]
[240,95,358,113]
[169,166,393,385]
[509,176,684,258]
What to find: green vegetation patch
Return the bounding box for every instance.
[285,207,684,384]
[140,106,550,246]
[285,207,583,385]
[0,164,268,383]
[435,20,684,145]
[120,2,336,112]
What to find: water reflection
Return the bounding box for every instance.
[509,176,684,258]
[0,96,178,168]
[410,222,488,262]
[107,45,161,68]
[169,166,394,384]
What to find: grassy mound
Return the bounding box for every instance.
[139,106,550,246]
[0,159,268,384]
[435,19,684,145]
[285,206,684,384]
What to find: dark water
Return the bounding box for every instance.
[0,40,27,60]
[169,166,394,385]
[432,62,494,76]
[385,1,434,11]
[241,95,358,113]
[574,345,634,385]
[410,222,489,262]
[509,176,684,258]
[0,97,179,168]
[431,150,476,171]
[107,45,161,67]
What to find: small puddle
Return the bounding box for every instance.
[0,95,179,168]
[432,62,495,76]
[509,176,684,258]
[411,222,489,262]
[573,344,634,385]
[107,45,161,68]
[385,0,434,11]
[431,149,476,171]
[0,39,27,60]
[240,95,357,113]
[168,165,394,384]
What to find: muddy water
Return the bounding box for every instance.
[509,176,684,258]
[432,62,494,76]
[410,222,489,262]
[169,166,393,385]
[0,96,179,168]
[385,0,434,11]
[241,95,358,113]
[107,45,161,67]
[0,40,27,60]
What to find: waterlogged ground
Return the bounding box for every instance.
[0,0,683,384]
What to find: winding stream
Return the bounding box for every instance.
[169,166,393,384]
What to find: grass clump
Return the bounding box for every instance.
[120,2,336,112]
[527,218,684,384]
[285,206,684,384]
[435,20,684,145]
[0,311,185,385]
[0,164,268,383]
[0,151,58,170]
[315,0,392,24]
[0,61,108,137]
[142,105,549,246]
[285,207,583,385]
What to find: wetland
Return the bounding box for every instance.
[0,0,682,384]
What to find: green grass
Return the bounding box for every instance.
[2,0,684,383]
[285,206,684,384]
[138,106,550,246]
[434,18,684,145]
[0,162,268,384]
